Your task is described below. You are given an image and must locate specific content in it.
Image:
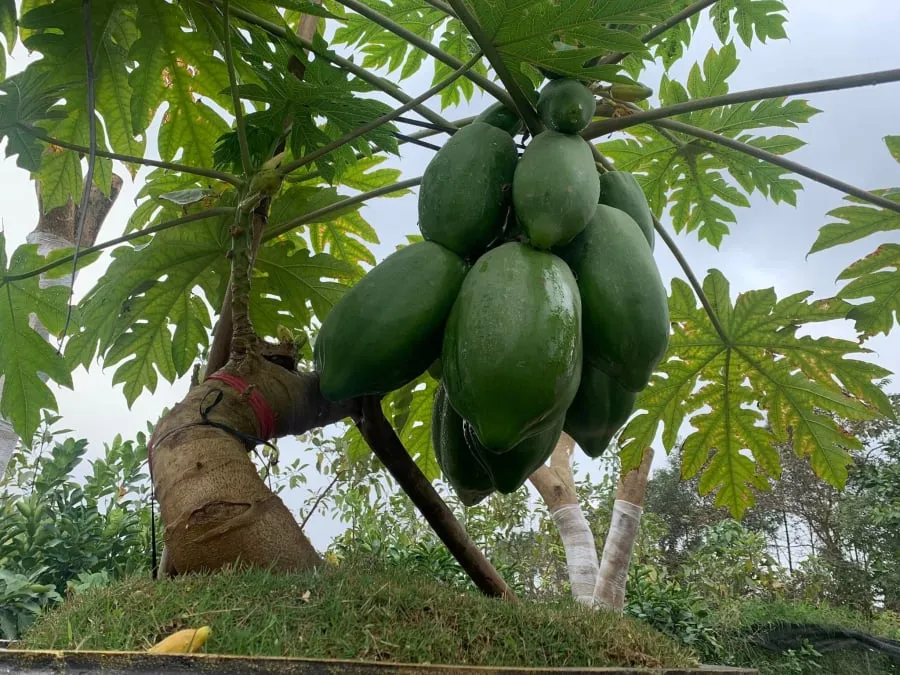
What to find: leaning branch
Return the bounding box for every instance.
[333,0,515,109]
[1,208,236,285]
[264,177,422,241]
[19,125,241,186]
[585,68,900,137]
[444,0,541,134]
[596,0,720,66]
[278,51,482,177]
[653,118,900,216]
[214,0,456,131]
[355,396,517,601]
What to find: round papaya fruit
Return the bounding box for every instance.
[599,170,655,250]
[474,101,524,137]
[512,130,600,249]
[441,241,583,452]
[564,363,637,458]
[554,204,669,392]
[418,122,518,258]
[314,241,469,401]
[537,78,596,134]
[464,415,564,494]
[432,382,494,506]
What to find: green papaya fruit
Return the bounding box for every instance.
[537,78,596,134]
[418,122,518,257]
[609,82,654,103]
[512,130,600,249]
[464,415,564,494]
[599,171,655,250]
[432,382,494,506]
[564,364,637,458]
[427,358,443,380]
[442,241,583,452]
[555,204,669,392]
[315,241,469,401]
[474,102,524,137]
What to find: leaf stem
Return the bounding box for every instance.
[444,0,541,134]
[422,0,455,16]
[1,208,236,285]
[277,51,482,178]
[595,0,720,66]
[585,68,900,137]
[653,118,900,216]
[214,1,456,131]
[652,214,730,344]
[222,0,252,175]
[20,124,241,185]
[333,0,514,109]
[264,177,422,241]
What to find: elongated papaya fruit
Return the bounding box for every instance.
[554,204,669,392]
[315,241,468,401]
[418,122,518,257]
[441,242,583,452]
[599,171,655,250]
[474,101,524,136]
[564,364,637,458]
[512,130,600,249]
[537,78,596,134]
[432,382,494,506]
[464,415,564,494]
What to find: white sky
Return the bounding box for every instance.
[1,1,899,550]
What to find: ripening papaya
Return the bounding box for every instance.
[537,78,596,134]
[554,204,669,392]
[315,241,468,401]
[432,382,494,506]
[512,130,600,249]
[464,415,564,494]
[418,122,518,257]
[599,170,655,250]
[474,102,524,137]
[564,363,637,458]
[441,242,583,452]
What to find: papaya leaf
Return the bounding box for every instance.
[619,270,890,519]
[887,135,900,163]
[711,0,788,48]
[808,192,900,254]
[834,244,900,340]
[0,235,74,442]
[0,68,69,172]
[600,44,817,247]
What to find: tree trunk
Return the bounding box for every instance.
[0,176,123,477]
[529,433,599,605]
[593,447,654,612]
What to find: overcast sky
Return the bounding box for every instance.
[1,1,898,550]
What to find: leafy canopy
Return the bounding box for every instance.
[0,0,896,517]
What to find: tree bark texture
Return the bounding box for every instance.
[593,447,654,612]
[529,433,600,605]
[0,176,123,476]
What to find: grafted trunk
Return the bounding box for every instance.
[529,433,599,605]
[593,447,654,612]
[0,176,123,476]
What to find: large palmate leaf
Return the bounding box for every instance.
[808,138,900,338]
[618,270,891,518]
[600,43,817,247]
[0,235,74,442]
[0,68,68,172]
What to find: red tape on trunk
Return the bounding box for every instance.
[205,372,277,441]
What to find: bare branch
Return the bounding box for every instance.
[20,125,241,185]
[585,68,900,138]
[333,0,515,109]
[653,118,900,216]
[214,0,457,131]
[444,0,541,134]
[595,0,720,66]
[277,51,482,177]
[355,395,517,601]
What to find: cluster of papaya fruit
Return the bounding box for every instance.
[314,78,670,506]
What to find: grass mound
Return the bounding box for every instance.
[20,562,698,669]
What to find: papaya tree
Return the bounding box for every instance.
[0,0,898,604]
